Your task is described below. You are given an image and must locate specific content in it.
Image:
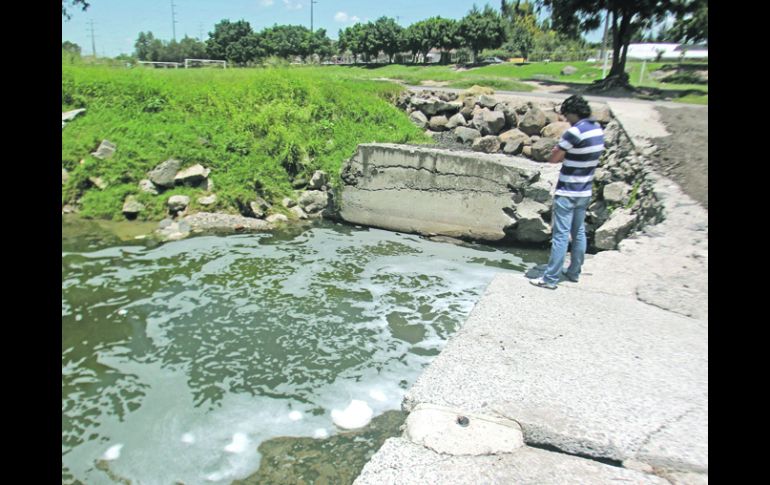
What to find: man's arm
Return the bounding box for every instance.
[548,146,566,164]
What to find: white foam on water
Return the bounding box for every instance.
[117,308,128,316]
[181,433,195,444]
[102,444,123,461]
[313,428,329,439]
[368,389,387,402]
[288,411,303,421]
[224,433,249,453]
[331,400,373,430]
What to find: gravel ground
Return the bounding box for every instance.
[651,106,708,209]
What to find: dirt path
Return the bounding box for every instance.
[651,107,708,209]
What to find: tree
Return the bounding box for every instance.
[373,17,404,63]
[501,1,539,59]
[539,0,679,89]
[206,20,256,64]
[62,0,89,20]
[62,41,82,55]
[403,17,455,63]
[456,5,507,63]
[667,0,707,44]
[134,32,163,61]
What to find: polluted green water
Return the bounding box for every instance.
[62,217,548,484]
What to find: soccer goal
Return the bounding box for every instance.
[184,59,227,69]
[137,61,182,68]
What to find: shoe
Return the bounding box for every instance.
[562,270,579,282]
[529,278,557,290]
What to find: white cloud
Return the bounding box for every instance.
[283,0,302,10]
[351,16,360,22]
[260,0,274,6]
[334,12,349,22]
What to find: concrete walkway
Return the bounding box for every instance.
[353,100,708,484]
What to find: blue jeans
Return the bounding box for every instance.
[542,195,591,285]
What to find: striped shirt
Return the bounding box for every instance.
[554,119,605,197]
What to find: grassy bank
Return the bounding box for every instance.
[62,64,430,221]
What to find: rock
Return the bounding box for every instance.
[138,179,159,195]
[122,196,144,218]
[148,159,182,188]
[197,194,217,206]
[460,105,475,120]
[308,170,329,190]
[512,101,530,115]
[518,107,548,136]
[507,199,551,242]
[478,94,498,109]
[522,145,532,157]
[409,110,428,129]
[266,213,289,224]
[424,130,441,140]
[603,181,632,204]
[561,65,578,75]
[156,219,191,241]
[594,208,636,250]
[62,204,77,214]
[446,113,467,129]
[290,205,308,220]
[292,178,308,189]
[544,110,563,125]
[413,97,458,116]
[299,190,331,213]
[541,121,571,139]
[494,103,518,128]
[587,200,610,225]
[250,197,271,218]
[167,195,190,213]
[473,109,506,136]
[88,176,107,190]
[590,103,612,125]
[197,177,214,192]
[91,140,116,160]
[429,115,449,131]
[62,108,86,123]
[499,128,531,147]
[62,168,69,185]
[454,126,482,144]
[502,140,524,155]
[524,180,553,203]
[593,167,610,183]
[174,164,210,186]
[530,137,559,162]
[183,212,272,233]
[459,85,495,99]
[472,136,501,153]
[282,197,296,208]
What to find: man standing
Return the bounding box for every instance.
[529,95,604,289]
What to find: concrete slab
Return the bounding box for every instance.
[402,275,708,472]
[354,438,671,485]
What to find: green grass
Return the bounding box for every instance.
[62,64,431,220]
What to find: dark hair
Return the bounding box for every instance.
[560,95,592,119]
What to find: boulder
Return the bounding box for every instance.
[409,110,428,129]
[446,113,467,129]
[292,178,308,189]
[603,181,632,204]
[138,179,159,195]
[507,199,551,243]
[250,197,271,218]
[122,196,144,218]
[522,146,532,157]
[429,115,450,131]
[460,105,475,120]
[561,65,578,75]
[594,208,636,250]
[197,177,214,192]
[502,140,524,155]
[308,170,329,190]
[167,195,190,213]
[413,97,457,116]
[478,94,498,109]
[299,190,331,213]
[471,136,501,153]
[91,140,116,160]
[541,121,571,139]
[155,219,191,242]
[493,103,518,128]
[530,137,559,162]
[499,128,531,147]
[88,176,107,190]
[518,107,548,136]
[282,197,296,208]
[472,109,506,135]
[148,159,182,188]
[290,205,308,220]
[544,110,563,125]
[590,103,612,125]
[174,164,210,186]
[197,194,217,206]
[454,126,482,144]
[524,180,554,203]
[266,214,289,224]
[512,101,531,115]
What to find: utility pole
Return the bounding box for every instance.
[199,23,204,41]
[88,20,96,58]
[310,0,318,33]
[171,0,178,41]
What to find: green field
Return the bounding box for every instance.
[62,64,430,220]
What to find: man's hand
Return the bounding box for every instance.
[548,146,566,164]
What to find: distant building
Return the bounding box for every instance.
[625,43,708,61]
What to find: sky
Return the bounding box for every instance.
[61,0,606,58]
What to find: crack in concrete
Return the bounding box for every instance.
[349,186,511,196]
[358,162,537,188]
[634,405,700,453]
